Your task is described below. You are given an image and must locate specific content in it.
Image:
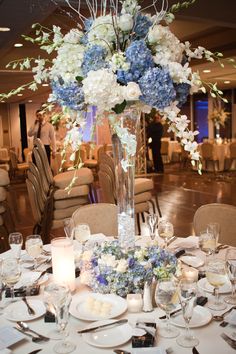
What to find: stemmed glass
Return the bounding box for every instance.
[1,258,21,301]
[155,278,179,338]
[44,283,76,353]
[73,223,91,244]
[225,248,236,304]
[199,230,216,259]
[158,220,174,249]
[147,213,158,244]
[25,234,43,268]
[207,223,220,248]
[206,258,227,310]
[8,232,23,261]
[177,279,199,348]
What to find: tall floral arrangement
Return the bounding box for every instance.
[0,0,229,171]
[209,99,230,127]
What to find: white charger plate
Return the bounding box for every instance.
[198,277,232,294]
[4,299,46,321]
[82,320,132,348]
[171,305,212,328]
[69,292,127,321]
[180,255,204,268]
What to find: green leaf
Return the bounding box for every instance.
[75,76,84,83]
[112,100,127,114]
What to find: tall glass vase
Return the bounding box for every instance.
[108,103,141,250]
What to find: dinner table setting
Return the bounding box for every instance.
[1,220,236,354]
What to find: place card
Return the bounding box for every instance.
[0,326,25,350]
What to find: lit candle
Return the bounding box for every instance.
[127,294,143,313]
[51,237,75,292]
[182,267,198,282]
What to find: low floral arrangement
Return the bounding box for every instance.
[78,240,177,297]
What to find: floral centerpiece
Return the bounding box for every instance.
[209,108,230,128]
[78,240,178,297]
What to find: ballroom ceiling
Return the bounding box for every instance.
[0,0,236,104]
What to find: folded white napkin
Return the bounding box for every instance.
[15,271,45,288]
[224,309,236,325]
[169,236,199,250]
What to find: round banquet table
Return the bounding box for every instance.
[0,241,235,354]
[199,143,230,172]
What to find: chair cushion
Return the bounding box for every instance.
[134,191,152,204]
[17,163,29,170]
[53,168,93,189]
[52,219,64,229]
[54,196,89,209]
[0,187,6,202]
[134,178,153,194]
[84,159,98,168]
[53,204,87,220]
[0,169,10,186]
[0,164,10,172]
[135,202,149,213]
[54,185,89,200]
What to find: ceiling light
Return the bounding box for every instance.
[14,43,23,47]
[28,100,33,103]
[17,93,23,96]
[224,80,231,84]
[42,83,49,87]
[0,27,10,32]
[203,69,211,73]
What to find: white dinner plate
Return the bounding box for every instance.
[198,277,232,294]
[180,255,204,268]
[4,299,46,321]
[82,319,132,348]
[171,305,212,328]
[69,292,127,321]
[16,271,48,287]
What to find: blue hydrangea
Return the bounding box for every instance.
[51,80,84,110]
[133,14,153,39]
[81,18,93,44]
[138,67,176,109]
[82,44,108,76]
[174,83,190,107]
[117,40,154,84]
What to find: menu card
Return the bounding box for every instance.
[0,327,25,350]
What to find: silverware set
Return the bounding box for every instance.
[15,321,49,342]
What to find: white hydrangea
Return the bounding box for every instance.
[118,14,134,31]
[111,52,130,72]
[116,259,128,273]
[87,15,116,47]
[63,28,83,44]
[82,69,124,112]
[98,254,117,268]
[166,62,192,84]
[121,0,141,15]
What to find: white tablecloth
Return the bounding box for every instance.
[0,242,235,353]
[199,143,230,171]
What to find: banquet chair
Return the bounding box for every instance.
[193,203,236,247]
[201,142,219,172]
[229,142,236,170]
[9,150,29,178]
[161,140,169,164]
[0,169,12,251]
[71,203,118,236]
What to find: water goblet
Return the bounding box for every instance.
[25,234,43,268]
[73,223,91,244]
[1,258,21,302]
[158,220,174,249]
[206,258,227,310]
[207,223,220,250]
[176,279,199,348]
[225,248,236,304]
[8,232,23,261]
[44,283,76,353]
[199,230,216,259]
[155,278,179,338]
[147,213,158,243]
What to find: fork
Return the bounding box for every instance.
[22,296,36,315]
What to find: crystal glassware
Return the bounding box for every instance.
[73,223,91,243]
[25,234,43,268]
[1,258,21,301]
[155,278,179,338]
[199,230,216,257]
[158,220,174,249]
[206,258,227,310]
[207,223,220,249]
[8,232,23,261]
[44,283,76,353]
[225,248,236,304]
[147,213,158,243]
[176,279,199,348]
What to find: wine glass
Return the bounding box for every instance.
[206,258,227,310]
[155,278,179,338]
[158,220,174,249]
[8,232,23,261]
[176,279,199,348]
[73,224,91,244]
[199,230,216,258]
[44,283,76,353]
[147,213,158,243]
[1,258,21,301]
[207,223,220,250]
[25,234,43,268]
[225,248,236,304]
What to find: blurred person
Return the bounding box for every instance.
[28,110,56,164]
[147,113,164,173]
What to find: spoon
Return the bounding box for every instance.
[212,306,236,321]
[17,321,49,341]
[14,326,43,343]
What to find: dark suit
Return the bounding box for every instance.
[147,121,164,173]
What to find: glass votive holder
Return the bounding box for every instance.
[182,266,199,282]
[127,294,143,313]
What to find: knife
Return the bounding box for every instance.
[27,350,42,354]
[78,319,128,333]
[159,308,182,320]
[221,333,236,349]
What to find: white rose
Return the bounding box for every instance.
[123,82,141,101]
[116,259,128,273]
[118,14,134,32]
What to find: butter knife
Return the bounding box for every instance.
[221,333,236,349]
[78,319,128,333]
